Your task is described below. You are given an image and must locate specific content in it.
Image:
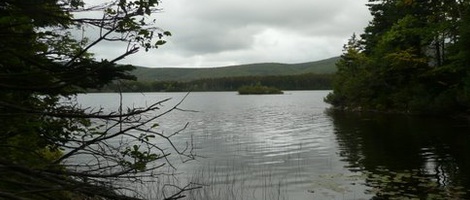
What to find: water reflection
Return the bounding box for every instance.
[328,110,470,199]
[76,92,470,199]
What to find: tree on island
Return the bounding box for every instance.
[238,83,284,95]
[0,1,197,199]
[326,0,470,114]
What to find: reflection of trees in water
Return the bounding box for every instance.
[327,110,470,199]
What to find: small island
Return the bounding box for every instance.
[238,84,284,95]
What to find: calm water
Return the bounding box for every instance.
[76,91,470,199]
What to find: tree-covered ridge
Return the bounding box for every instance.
[131,57,339,81]
[325,0,470,115]
[99,73,332,92]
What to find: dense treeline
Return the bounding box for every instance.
[99,73,332,92]
[325,0,470,115]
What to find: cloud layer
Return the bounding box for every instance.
[90,0,372,68]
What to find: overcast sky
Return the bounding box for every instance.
[88,0,372,68]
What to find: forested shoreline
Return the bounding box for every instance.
[325,0,470,115]
[96,73,332,92]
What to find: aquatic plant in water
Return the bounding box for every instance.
[308,166,469,200]
[363,167,469,199]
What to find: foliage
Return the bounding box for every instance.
[237,83,284,95]
[0,1,197,199]
[326,0,470,115]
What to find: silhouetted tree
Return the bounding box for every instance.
[0,1,198,199]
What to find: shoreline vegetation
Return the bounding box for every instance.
[324,1,470,116]
[238,84,284,95]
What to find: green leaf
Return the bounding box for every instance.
[163,31,172,36]
[155,40,166,46]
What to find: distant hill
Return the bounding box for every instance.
[131,56,339,81]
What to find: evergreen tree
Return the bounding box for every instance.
[326,0,470,114]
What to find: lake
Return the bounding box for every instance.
[77,91,470,199]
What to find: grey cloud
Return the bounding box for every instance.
[178,0,359,33]
[160,0,369,50]
[169,20,259,55]
[90,0,372,67]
